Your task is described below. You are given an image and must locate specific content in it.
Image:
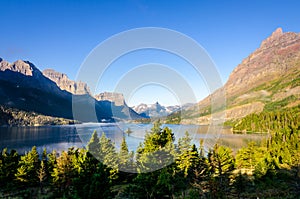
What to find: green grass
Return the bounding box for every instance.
[264,95,298,112]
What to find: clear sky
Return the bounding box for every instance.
[1,0,300,106]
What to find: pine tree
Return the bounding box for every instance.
[42,148,47,162]
[236,142,259,172]
[37,160,47,193]
[52,151,73,192]
[0,149,19,188]
[47,150,57,177]
[136,122,175,172]
[207,144,235,198]
[176,131,199,177]
[87,130,101,160]
[99,133,118,169]
[119,136,130,170]
[99,133,118,181]
[15,146,39,185]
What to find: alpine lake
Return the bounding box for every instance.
[0,123,268,154]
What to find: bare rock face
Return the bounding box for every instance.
[43,69,90,95]
[0,59,38,76]
[225,27,300,96]
[94,92,125,106]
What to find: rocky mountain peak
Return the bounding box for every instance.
[259,27,300,50]
[259,28,283,49]
[271,27,283,38]
[43,69,90,95]
[0,59,39,76]
[225,28,300,96]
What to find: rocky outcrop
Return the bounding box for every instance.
[43,69,90,95]
[225,27,300,96]
[95,92,125,106]
[0,59,36,76]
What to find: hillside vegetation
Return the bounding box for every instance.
[0,106,77,126]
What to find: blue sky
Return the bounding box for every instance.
[1,0,300,106]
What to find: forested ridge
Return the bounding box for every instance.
[0,106,77,126]
[0,120,299,198]
[226,108,300,134]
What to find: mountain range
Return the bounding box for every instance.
[132,102,194,118]
[0,27,299,126]
[0,59,143,125]
[173,28,300,124]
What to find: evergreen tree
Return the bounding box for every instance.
[99,133,118,181]
[176,131,199,177]
[207,144,235,198]
[47,150,57,177]
[129,122,177,198]
[119,136,130,171]
[87,130,101,160]
[99,133,118,169]
[37,160,47,193]
[52,150,73,192]
[236,142,262,173]
[0,149,19,188]
[136,121,175,172]
[15,146,39,185]
[42,148,47,162]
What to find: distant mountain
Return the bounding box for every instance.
[173,28,300,124]
[95,92,125,106]
[132,102,194,118]
[0,58,143,124]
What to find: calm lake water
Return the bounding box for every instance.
[0,123,267,154]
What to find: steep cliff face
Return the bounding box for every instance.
[43,69,90,95]
[0,59,36,76]
[225,27,300,96]
[94,92,125,106]
[178,28,300,123]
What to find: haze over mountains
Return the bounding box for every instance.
[175,28,300,124]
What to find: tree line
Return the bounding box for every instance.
[227,109,300,134]
[0,120,299,198]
